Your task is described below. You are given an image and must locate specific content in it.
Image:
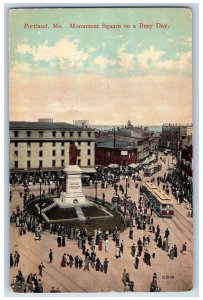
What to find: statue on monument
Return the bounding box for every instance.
[69,142,79,165]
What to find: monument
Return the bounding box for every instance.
[58,142,86,207]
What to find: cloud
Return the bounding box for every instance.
[117,44,135,72]
[137,46,165,68]
[93,55,116,66]
[16,43,32,54]
[15,38,91,68]
[157,51,192,73]
[138,42,143,47]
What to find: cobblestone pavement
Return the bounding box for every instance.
[9,154,193,293]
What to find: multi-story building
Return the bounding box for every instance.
[161,123,193,152]
[9,121,95,177]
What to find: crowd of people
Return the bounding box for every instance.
[11,270,44,293]
[10,155,191,293]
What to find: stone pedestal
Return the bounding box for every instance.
[60,165,86,205]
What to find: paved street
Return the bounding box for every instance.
[9,154,193,293]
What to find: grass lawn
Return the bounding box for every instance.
[82,206,109,217]
[44,206,78,220]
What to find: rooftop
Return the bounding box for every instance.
[9,121,95,131]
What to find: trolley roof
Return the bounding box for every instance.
[145,182,173,205]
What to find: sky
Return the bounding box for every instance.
[9,8,192,125]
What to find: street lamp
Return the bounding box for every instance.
[39,178,42,224]
[125,175,129,198]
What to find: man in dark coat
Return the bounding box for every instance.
[49,249,53,263]
[103,258,109,274]
[38,262,45,276]
[10,253,14,268]
[134,255,139,269]
[131,244,136,257]
[57,236,61,247]
[174,245,178,258]
[165,228,170,239]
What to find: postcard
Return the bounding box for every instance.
[9,7,193,293]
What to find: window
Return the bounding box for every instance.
[27,161,31,168]
[27,131,31,137]
[52,131,56,137]
[88,141,91,146]
[39,131,43,138]
[14,161,18,168]
[78,141,81,146]
[61,131,65,137]
[14,151,18,157]
[52,142,56,147]
[14,142,18,147]
[52,160,56,167]
[61,160,65,167]
[61,149,65,156]
[88,149,91,155]
[70,132,73,137]
[14,131,19,137]
[78,149,81,156]
[78,131,81,137]
[87,159,91,166]
[27,142,31,147]
[27,151,31,157]
[39,142,43,147]
[39,150,43,157]
[52,150,56,156]
[88,132,91,137]
[78,159,81,166]
[39,160,43,168]
[61,142,65,147]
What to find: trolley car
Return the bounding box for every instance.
[143,182,174,217]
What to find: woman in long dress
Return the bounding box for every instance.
[115,246,120,258]
[61,253,67,267]
[169,247,175,260]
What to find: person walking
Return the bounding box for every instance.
[84,257,90,271]
[14,251,20,267]
[131,244,136,257]
[120,240,124,254]
[105,239,109,252]
[115,246,121,258]
[49,249,53,263]
[103,258,109,274]
[174,245,178,258]
[38,262,45,276]
[129,229,133,239]
[165,228,170,239]
[10,253,14,268]
[180,242,187,254]
[122,269,127,284]
[134,255,139,269]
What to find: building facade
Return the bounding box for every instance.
[10,121,95,177]
[161,123,193,152]
[95,139,137,167]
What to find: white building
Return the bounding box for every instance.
[10,121,95,177]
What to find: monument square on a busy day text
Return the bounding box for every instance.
[9,7,193,293]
